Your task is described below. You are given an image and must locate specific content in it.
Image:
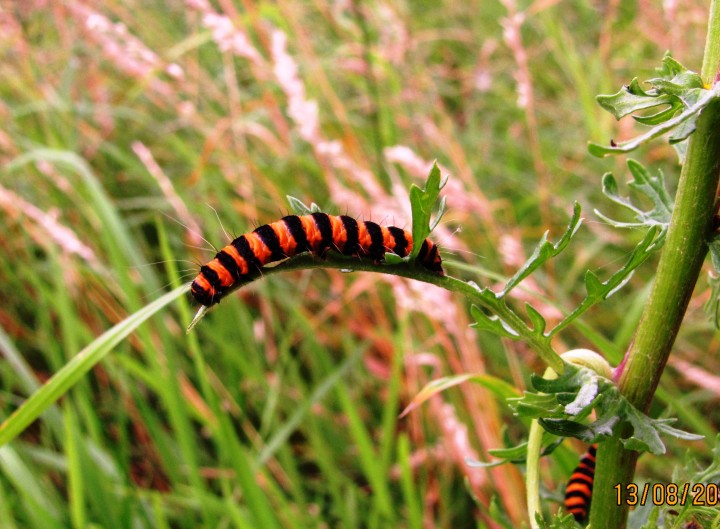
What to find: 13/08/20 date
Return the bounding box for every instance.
[615,483,719,506]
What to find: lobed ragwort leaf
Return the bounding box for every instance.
[409,161,447,259]
[590,54,718,161]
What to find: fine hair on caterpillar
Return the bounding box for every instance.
[191,212,444,307]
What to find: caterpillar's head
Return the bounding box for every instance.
[191,275,218,306]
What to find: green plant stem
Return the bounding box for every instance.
[701,1,720,85]
[589,9,720,525]
[212,255,565,372]
[526,418,545,529]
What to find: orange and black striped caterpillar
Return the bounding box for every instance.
[564,444,597,522]
[191,213,444,306]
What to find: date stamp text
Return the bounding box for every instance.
[614,483,719,507]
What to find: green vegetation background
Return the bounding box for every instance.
[0,1,716,528]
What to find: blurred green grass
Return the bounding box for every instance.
[0,1,717,528]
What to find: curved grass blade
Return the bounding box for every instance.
[399,373,519,419]
[0,285,189,446]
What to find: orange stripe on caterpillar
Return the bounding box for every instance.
[191,213,444,306]
[564,444,597,522]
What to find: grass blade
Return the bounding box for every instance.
[0,285,189,446]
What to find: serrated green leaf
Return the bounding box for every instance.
[626,77,653,96]
[549,225,662,337]
[585,409,620,438]
[538,418,594,439]
[479,287,499,303]
[584,270,604,297]
[621,435,663,454]
[601,172,643,214]
[589,81,718,158]
[553,202,584,250]
[616,398,686,454]
[516,363,700,455]
[657,53,685,77]
[647,72,705,95]
[555,391,585,406]
[526,303,546,336]
[410,161,445,259]
[500,203,583,297]
[677,86,706,107]
[540,510,579,529]
[602,171,619,196]
[632,100,683,125]
[661,56,706,87]
[510,392,565,418]
[529,365,581,393]
[470,305,520,338]
[654,420,704,441]
[597,79,675,120]
[597,160,673,228]
[591,54,715,160]
[627,161,672,208]
[409,183,429,250]
[591,226,661,294]
[513,366,598,421]
[626,160,673,224]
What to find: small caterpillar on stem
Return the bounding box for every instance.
[191,212,444,307]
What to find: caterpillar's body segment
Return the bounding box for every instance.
[564,444,597,522]
[191,213,443,306]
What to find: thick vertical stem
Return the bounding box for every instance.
[589,70,720,529]
[701,1,720,85]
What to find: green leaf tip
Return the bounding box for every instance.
[586,227,660,299]
[596,77,676,121]
[595,159,673,229]
[470,305,520,338]
[410,161,447,259]
[499,202,583,297]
